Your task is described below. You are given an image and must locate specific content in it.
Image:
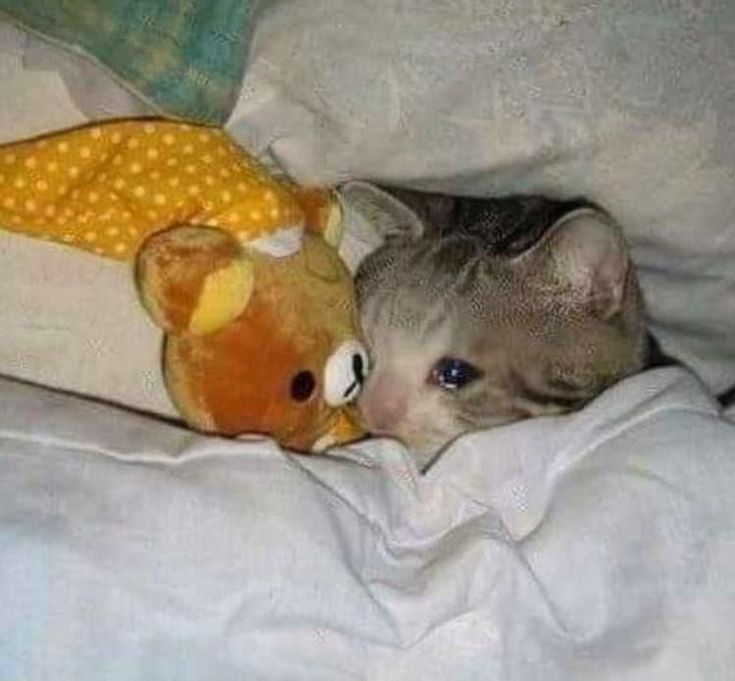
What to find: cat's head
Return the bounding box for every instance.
[347,182,647,468]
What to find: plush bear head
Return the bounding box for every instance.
[136,223,368,452]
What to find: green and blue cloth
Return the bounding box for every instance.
[0,0,263,124]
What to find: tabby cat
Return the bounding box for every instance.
[347,182,647,469]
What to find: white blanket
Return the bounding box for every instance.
[1,368,733,679]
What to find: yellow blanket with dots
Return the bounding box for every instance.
[0,119,308,259]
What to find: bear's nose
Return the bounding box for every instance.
[352,352,366,386]
[323,340,370,407]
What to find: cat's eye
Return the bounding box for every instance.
[429,357,483,391]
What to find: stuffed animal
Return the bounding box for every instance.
[0,119,368,452]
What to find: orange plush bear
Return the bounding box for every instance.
[0,119,367,452]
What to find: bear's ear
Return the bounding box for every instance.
[135,225,255,335]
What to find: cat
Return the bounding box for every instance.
[345,181,648,470]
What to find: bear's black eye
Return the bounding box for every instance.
[290,370,316,402]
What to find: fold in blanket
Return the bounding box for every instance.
[0,0,261,124]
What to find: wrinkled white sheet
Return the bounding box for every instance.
[0,367,734,680]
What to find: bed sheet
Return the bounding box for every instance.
[0,367,733,680]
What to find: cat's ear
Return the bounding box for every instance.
[337,181,425,240]
[522,208,630,320]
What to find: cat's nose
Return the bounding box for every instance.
[358,375,408,435]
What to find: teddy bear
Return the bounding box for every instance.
[0,118,368,451]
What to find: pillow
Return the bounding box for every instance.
[0,230,174,417]
[0,21,86,142]
[226,0,735,394]
[0,22,170,413]
[1,368,733,679]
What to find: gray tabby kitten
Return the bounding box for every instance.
[346,182,647,469]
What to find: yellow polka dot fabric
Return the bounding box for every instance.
[0,120,304,259]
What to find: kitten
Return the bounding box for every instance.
[345,182,647,469]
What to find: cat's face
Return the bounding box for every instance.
[347,183,647,468]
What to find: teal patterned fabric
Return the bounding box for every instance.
[0,0,263,124]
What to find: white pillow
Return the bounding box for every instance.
[0,231,174,416]
[0,21,166,412]
[1,368,733,680]
[227,0,735,394]
[0,21,148,143]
